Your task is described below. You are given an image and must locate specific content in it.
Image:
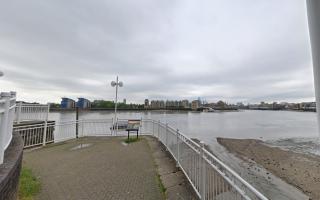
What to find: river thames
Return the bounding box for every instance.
[49,109,318,139]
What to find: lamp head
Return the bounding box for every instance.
[111,81,116,87]
[118,81,123,87]
[0,71,3,77]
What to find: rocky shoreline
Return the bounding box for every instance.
[217,137,320,200]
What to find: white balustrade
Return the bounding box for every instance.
[0,92,16,164]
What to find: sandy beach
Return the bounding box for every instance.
[217,138,320,200]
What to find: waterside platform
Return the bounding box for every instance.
[23,136,198,200]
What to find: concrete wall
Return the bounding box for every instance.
[0,132,24,200]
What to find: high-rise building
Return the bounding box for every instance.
[123,98,126,104]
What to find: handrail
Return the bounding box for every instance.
[151,119,268,200]
[203,148,268,200]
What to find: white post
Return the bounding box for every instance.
[152,120,155,137]
[81,119,84,137]
[307,1,320,135]
[111,76,123,136]
[140,117,143,134]
[176,129,180,168]
[116,118,119,135]
[111,118,114,136]
[158,120,160,139]
[16,101,22,124]
[42,104,50,146]
[200,141,206,200]
[0,92,10,164]
[165,123,168,149]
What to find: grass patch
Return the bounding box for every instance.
[124,137,140,143]
[156,174,167,195]
[19,167,41,200]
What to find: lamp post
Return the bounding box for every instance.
[111,76,123,132]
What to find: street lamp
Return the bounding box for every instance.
[0,71,3,77]
[111,76,123,131]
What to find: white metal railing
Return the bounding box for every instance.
[143,119,268,200]
[13,119,114,148]
[12,118,267,199]
[0,91,16,164]
[15,102,50,123]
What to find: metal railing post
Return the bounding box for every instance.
[176,129,180,168]
[42,103,50,146]
[157,120,160,139]
[0,93,10,164]
[17,101,22,124]
[111,118,114,136]
[116,118,119,135]
[140,117,143,134]
[152,120,155,136]
[200,141,206,200]
[165,123,168,149]
[81,119,84,137]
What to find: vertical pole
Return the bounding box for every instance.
[152,120,155,137]
[307,1,320,137]
[127,130,129,141]
[176,129,180,168]
[111,118,114,136]
[76,107,79,138]
[81,119,84,137]
[157,120,160,139]
[42,104,50,146]
[140,117,143,135]
[200,141,206,200]
[17,101,22,124]
[116,118,119,135]
[114,76,118,130]
[0,93,10,164]
[165,123,168,149]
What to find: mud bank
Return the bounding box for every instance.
[217,138,320,200]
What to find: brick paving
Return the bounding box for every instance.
[23,137,164,200]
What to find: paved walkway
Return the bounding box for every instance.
[23,137,164,200]
[146,137,199,200]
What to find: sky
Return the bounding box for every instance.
[0,0,314,104]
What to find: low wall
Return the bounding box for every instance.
[0,132,24,200]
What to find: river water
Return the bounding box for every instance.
[49,110,318,139]
[49,110,318,199]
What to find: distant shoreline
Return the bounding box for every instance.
[49,108,316,113]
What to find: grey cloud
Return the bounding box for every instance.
[0,0,314,104]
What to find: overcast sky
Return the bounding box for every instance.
[0,0,314,104]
